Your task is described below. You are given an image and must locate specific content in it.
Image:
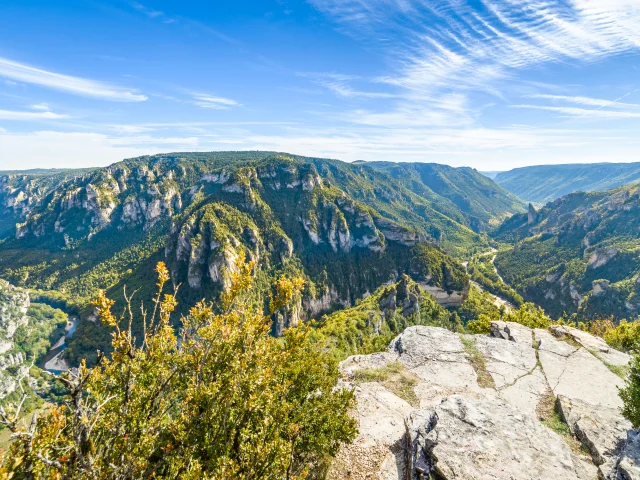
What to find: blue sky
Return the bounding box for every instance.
[1,0,639,170]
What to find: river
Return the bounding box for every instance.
[37,315,79,374]
[462,250,516,311]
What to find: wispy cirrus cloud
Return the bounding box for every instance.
[0,57,147,102]
[132,1,174,22]
[299,72,398,99]
[308,0,640,127]
[130,2,237,43]
[512,104,640,119]
[29,103,51,111]
[527,92,640,110]
[190,93,241,109]
[0,108,68,121]
[516,91,640,119]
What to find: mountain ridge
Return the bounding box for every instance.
[365,161,526,232]
[494,162,640,204]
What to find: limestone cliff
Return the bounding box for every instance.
[0,153,471,350]
[164,161,469,326]
[0,280,30,400]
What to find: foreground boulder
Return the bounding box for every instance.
[407,396,593,480]
[330,323,638,480]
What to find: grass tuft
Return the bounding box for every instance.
[352,361,420,407]
[536,389,588,455]
[460,334,495,389]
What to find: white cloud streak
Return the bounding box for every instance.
[308,0,640,127]
[513,104,640,118]
[299,72,398,99]
[0,109,68,120]
[0,57,147,102]
[528,94,640,110]
[190,93,241,109]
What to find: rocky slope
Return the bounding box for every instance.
[494,184,640,319]
[0,168,96,239]
[0,280,30,401]
[494,162,640,204]
[161,158,470,317]
[0,153,509,253]
[367,162,526,232]
[330,321,638,480]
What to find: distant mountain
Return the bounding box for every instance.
[493,184,640,319]
[494,162,640,204]
[365,162,526,232]
[0,168,96,176]
[479,171,502,179]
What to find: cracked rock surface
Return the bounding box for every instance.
[535,328,625,409]
[329,323,638,480]
[408,395,593,480]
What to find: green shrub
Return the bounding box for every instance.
[467,314,492,334]
[620,354,640,429]
[1,262,357,478]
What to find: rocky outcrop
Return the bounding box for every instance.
[593,279,610,296]
[588,248,619,269]
[550,324,631,367]
[10,165,183,243]
[419,284,466,307]
[618,431,640,480]
[166,203,276,291]
[298,200,388,253]
[557,395,631,476]
[0,279,30,399]
[375,218,424,247]
[406,395,595,480]
[330,323,638,480]
[527,203,539,224]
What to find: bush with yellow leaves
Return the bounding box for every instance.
[0,260,356,479]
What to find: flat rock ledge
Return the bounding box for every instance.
[329,322,639,480]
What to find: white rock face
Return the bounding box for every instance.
[557,395,631,475]
[535,328,625,409]
[408,395,594,480]
[420,284,466,307]
[618,431,640,480]
[588,247,619,268]
[330,323,638,480]
[550,324,631,367]
[473,335,547,417]
[0,280,31,399]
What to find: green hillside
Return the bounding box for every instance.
[494,184,640,320]
[494,162,640,204]
[366,161,525,232]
